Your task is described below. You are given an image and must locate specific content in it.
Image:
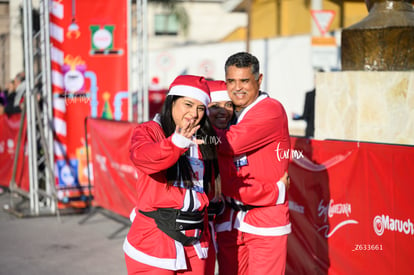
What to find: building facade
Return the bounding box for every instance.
[1,0,370,87]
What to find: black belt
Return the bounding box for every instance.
[207,200,225,221]
[139,208,204,246]
[226,200,261,212]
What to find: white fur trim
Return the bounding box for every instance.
[234,211,292,236]
[237,93,268,123]
[209,221,219,253]
[193,238,209,259]
[172,133,193,148]
[211,90,230,102]
[168,85,210,107]
[276,180,286,205]
[123,238,187,270]
[215,208,235,232]
[215,220,233,232]
[129,207,136,222]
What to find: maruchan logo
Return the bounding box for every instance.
[373,215,414,236]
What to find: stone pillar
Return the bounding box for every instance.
[315,71,414,145]
[314,1,414,145]
[341,0,414,71]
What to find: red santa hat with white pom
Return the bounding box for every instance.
[206,80,230,103]
[168,75,211,107]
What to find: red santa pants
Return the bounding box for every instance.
[217,229,287,275]
[204,235,217,275]
[125,245,208,275]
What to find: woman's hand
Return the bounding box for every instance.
[175,120,204,144]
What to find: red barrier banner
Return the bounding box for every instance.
[87,118,137,217]
[0,114,29,191]
[287,137,414,275]
[50,0,129,207]
[85,118,414,274]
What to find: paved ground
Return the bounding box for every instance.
[0,188,128,275]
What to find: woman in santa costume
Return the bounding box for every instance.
[123,75,218,274]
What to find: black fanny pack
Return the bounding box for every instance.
[139,208,204,246]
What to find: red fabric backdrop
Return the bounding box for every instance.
[286,137,414,275]
[0,114,29,191]
[86,118,137,217]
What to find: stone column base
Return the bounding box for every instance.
[315,71,414,145]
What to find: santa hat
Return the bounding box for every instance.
[168,75,211,107]
[207,80,230,103]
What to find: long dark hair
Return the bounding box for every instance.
[159,95,218,194]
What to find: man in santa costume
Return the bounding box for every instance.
[215,52,291,275]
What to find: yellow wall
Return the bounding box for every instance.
[221,26,246,41]
[223,0,369,42]
[324,1,340,30]
[251,0,277,38]
[280,0,310,36]
[344,2,369,27]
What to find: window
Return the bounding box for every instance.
[154,14,179,36]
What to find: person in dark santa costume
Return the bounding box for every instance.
[123,75,219,274]
[203,80,234,275]
[215,52,291,275]
[206,80,235,131]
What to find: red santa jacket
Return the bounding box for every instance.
[215,93,291,236]
[123,119,211,271]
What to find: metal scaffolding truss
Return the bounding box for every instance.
[7,0,148,216]
[130,0,149,123]
[8,0,57,217]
